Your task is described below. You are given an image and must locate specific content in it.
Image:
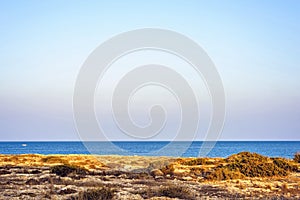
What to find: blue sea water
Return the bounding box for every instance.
[0,141,299,158]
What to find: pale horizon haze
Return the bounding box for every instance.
[0,1,300,141]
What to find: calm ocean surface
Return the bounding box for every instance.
[0,141,299,158]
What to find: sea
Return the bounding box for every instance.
[0,141,299,159]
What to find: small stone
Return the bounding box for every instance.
[25,178,40,185]
[118,174,127,178]
[155,176,164,180]
[181,176,193,181]
[150,169,164,177]
[57,187,77,195]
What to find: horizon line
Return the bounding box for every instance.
[0,140,299,142]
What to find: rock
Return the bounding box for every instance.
[150,197,174,200]
[154,176,164,180]
[150,169,164,177]
[57,187,77,195]
[118,174,127,178]
[172,168,189,177]
[39,175,51,183]
[147,160,173,173]
[30,169,42,174]
[181,176,193,181]
[25,178,40,185]
[113,191,143,200]
[123,165,133,171]
[20,191,37,197]
[130,168,148,174]
[0,169,11,175]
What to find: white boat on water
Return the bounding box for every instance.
[22,144,27,147]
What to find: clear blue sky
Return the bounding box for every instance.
[0,0,299,141]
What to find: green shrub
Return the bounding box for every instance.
[226,152,267,163]
[227,161,288,177]
[58,188,77,195]
[205,152,296,180]
[50,164,87,177]
[294,152,300,163]
[161,163,175,175]
[272,157,298,172]
[190,167,204,176]
[180,158,216,166]
[206,167,244,181]
[181,158,206,166]
[147,184,196,199]
[75,187,114,200]
[226,152,292,177]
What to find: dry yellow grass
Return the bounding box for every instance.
[0,154,106,170]
[0,153,299,199]
[0,154,174,172]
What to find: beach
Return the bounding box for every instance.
[0,152,299,199]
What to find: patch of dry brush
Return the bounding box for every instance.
[294,152,300,163]
[161,152,299,181]
[0,154,106,170]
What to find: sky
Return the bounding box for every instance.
[0,0,300,141]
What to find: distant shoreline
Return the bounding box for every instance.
[0,141,299,159]
[1,140,300,142]
[0,152,298,158]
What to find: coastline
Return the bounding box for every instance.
[1,141,299,158]
[0,152,299,199]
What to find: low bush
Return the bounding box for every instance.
[225,152,266,163]
[179,158,216,166]
[127,172,151,179]
[206,167,244,181]
[205,152,297,180]
[226,152,295,177]
[272,157,298,171]
[50,164,87,177]
[180,158,207,166]
[58,188,77,195]
[294,152,300,163]
[190,167,204,176]
[25,178,40,185]
[160,163,175,175]
[146,184,196,199]
[72,187,115,200]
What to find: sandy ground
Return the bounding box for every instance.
[0,154,299,199]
